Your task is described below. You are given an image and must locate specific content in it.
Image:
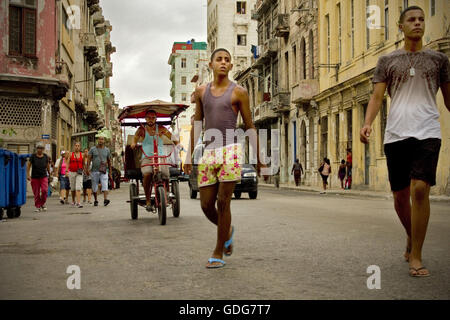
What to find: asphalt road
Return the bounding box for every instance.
[0,182,449,300]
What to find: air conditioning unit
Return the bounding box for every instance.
[67,89,73,101]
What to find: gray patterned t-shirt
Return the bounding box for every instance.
[372,48,450,144]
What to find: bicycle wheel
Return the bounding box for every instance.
[129,183,138,220]
[157,185,166,225]
[171,181,180,218]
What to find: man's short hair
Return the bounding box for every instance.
[399,6,424,24]
[145,110,157,116]
[210,48,231,62]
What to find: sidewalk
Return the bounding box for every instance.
[259,182,450,203]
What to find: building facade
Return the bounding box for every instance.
[0,0,68,160]
[0,0,120,169]
[317,0,450,195]
[168,41,207,162]
[207,0,258,79]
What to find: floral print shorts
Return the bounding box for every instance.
[198,144,243,188]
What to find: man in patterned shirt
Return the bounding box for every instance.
[360,6,450,277]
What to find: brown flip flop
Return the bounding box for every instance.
[409,267,430,277]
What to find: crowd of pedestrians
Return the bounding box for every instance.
[27,136,116,212]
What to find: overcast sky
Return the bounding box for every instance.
[100,0,208,110]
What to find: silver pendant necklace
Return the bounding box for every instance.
[406,51,419,77]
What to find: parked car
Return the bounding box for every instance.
[188,143,258,199]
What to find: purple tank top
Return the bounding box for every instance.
[202,81,238,149]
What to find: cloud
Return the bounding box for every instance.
[100,0,207,108]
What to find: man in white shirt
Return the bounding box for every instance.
[360,6,450,277]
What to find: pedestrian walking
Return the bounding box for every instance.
[360,6,450,277]
[67,142,84,208]
[55,151,70,204]
[318,158,331,194]
[291,159,303,186]
[338,160,347,189]
[27,143,50,212]
[87,136,112,206]
[183,48,266,268]
[82,148,93,205]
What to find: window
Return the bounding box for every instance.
[237,34,247,46]
[351,0,355,58]
[181,58,186,68]
[309,30,314,79]
[430,0,435,16]
[326,14,330,71]
[347,109,352,150]
[384,0,389,40]
[301,38,306,80]
[292,45,297,83]
[9,0,36,57]
[337,3,342,63]
[321,116,328,160]
[403,0,408,9]
[366,0,370,49]
[236,1,246,14]
[181,93,187,101]
[285,51,289,88]
[265,19,271,40]
[181,76,186,85]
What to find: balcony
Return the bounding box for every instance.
[255,0,276,17]
[170,68,175,81]
[80,33,97,49]
[262,38,278,57]
[291,80,319,103]
[275,14,290,37]
[272,92,291,113]
[55,61,70,88]
[89,4,100,16]
[86,98,99,114]
[93,64,105,80]
[254,101,278,124]
[92,11,105,26]
[95,25,107,36]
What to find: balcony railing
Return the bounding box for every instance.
[291,80,319,103]
[272,92,291,113]
[86,98,98,113]
[254,101,278,124]
[275,14,290,37]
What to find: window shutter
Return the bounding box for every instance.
[9,6,22,54]
[24,8,36,56]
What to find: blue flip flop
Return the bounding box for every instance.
[224,226,235,256]
[206,258,226,268]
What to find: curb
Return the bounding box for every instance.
[258,184,450,203]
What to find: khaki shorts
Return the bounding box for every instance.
[141,157,169,178]
[68,171,83,191]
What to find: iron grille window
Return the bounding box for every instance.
[430,0,435,16]
[351,0,355,58]
[385,1,389,41]
[9,1,36,57]
[347,109,352,150]
[0,97,42,127]
[321,116,328,160]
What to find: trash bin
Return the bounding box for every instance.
[10,154,30,210]
[0,149,12,220]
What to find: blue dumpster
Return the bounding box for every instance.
[11,154,30,208]
[0,149,12,220]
